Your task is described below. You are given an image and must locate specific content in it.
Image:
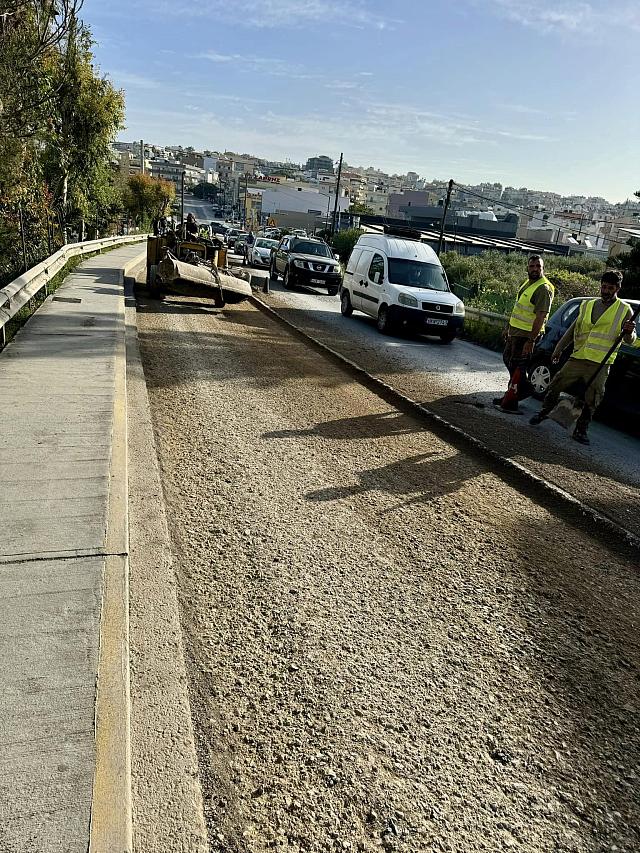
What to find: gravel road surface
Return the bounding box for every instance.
[256,275,640,539]
[136,289,639,853]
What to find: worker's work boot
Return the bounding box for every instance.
[572,427,590,445]
[529,412,547,425]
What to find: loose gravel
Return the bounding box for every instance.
[136,290,640,853]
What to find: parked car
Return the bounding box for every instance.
[340,225,465,342]
[527,296,640,426]
[232,232,251,256]
[270,236,342,295]
[248,237,279,268]
[226,229,248,250]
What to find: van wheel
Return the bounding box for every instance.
[377,305,393,334]
[439,330,456,344]
[340,289,353,316]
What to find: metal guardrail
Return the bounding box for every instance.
[464,305,508,327]
[0,235,146,346]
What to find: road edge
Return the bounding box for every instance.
[124,274,209,852]
[249,293,640,557]
[89,251,146,853]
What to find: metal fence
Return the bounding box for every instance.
[0,235,146,347]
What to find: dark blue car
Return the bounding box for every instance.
[528,297,640,427]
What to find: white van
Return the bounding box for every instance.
[340,227,465,342]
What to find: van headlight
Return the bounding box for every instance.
[454,300,465,315]
[398,292,418,308]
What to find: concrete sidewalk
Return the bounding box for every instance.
[0,244,145,853]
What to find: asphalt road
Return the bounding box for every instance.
[251,269,640,538]
[135,287,640,853]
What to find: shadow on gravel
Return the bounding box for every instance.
[504,512,640,844]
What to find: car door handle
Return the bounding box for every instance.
[359,279,366,286]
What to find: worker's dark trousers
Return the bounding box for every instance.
[502,334,534,400]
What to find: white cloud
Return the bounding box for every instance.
[107,71,160,90]
[486,0,640,34]
[155,0,399,30]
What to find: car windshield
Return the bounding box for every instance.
[293,241,332,257]
[255,239,277,249]
[387,259,449,291]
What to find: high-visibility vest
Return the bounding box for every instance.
[572,298,630,365]
[509,276,555,332]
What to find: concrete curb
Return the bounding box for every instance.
[249,294,640,558]
[89,251,146,853]
[124,274,209,852]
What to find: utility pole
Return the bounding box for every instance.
[181,171,186,239]
[437,178,454,256]
[330,152,343,239]
[244,172,249,228]
[140,139,145,174]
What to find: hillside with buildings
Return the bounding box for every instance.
[111,141,640,258]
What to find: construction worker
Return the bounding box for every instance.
[494,255,555,412]
[529,270,637,444]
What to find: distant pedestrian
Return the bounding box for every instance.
[494,255,554,412]
[529,270,637,444]
[185,213,198,239]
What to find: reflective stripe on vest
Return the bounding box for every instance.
[572,298,630,364]
[509,276,555,332]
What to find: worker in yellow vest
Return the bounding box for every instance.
[494,255,555,411]
[529,270,637,444]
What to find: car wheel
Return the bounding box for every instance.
[327,284,340,297]
[270,260,278,281]
[340,289,353,316]
[283,266,293,290]
[439,330,456,344]
[528,354,554,400]
[377,305,393,334]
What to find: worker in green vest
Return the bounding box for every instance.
[494,255,555,412]
[530,270,637,444]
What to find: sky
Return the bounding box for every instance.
[81,0,640,202]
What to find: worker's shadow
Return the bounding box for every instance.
[263,410,483,508]
[305,449,476,508]
[263,410,422,442]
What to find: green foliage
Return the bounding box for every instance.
[349,201,374,214]
[123,174,175,227]
[441,250,606,315]
[192,182,218,201]
[0,4,125,281]
[460,318,504,351]
[608,239,640,298]
[330,228,364,261]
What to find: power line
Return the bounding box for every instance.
[451,181,638,251]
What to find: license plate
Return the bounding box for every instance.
[311,278,325,284]
[425,318,448,326]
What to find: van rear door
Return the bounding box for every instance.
[351,249,374,311]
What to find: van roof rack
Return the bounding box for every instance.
[382,224,423,240]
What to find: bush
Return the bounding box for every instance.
[331,228,364,262]
[441,250,606,316]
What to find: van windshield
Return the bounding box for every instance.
[388,259,449,291]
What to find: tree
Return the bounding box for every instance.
[123,174,175,227]
[349,201,374,215]
[330,228,364,260]
[608,239,640,299]
[42,16,125,238]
